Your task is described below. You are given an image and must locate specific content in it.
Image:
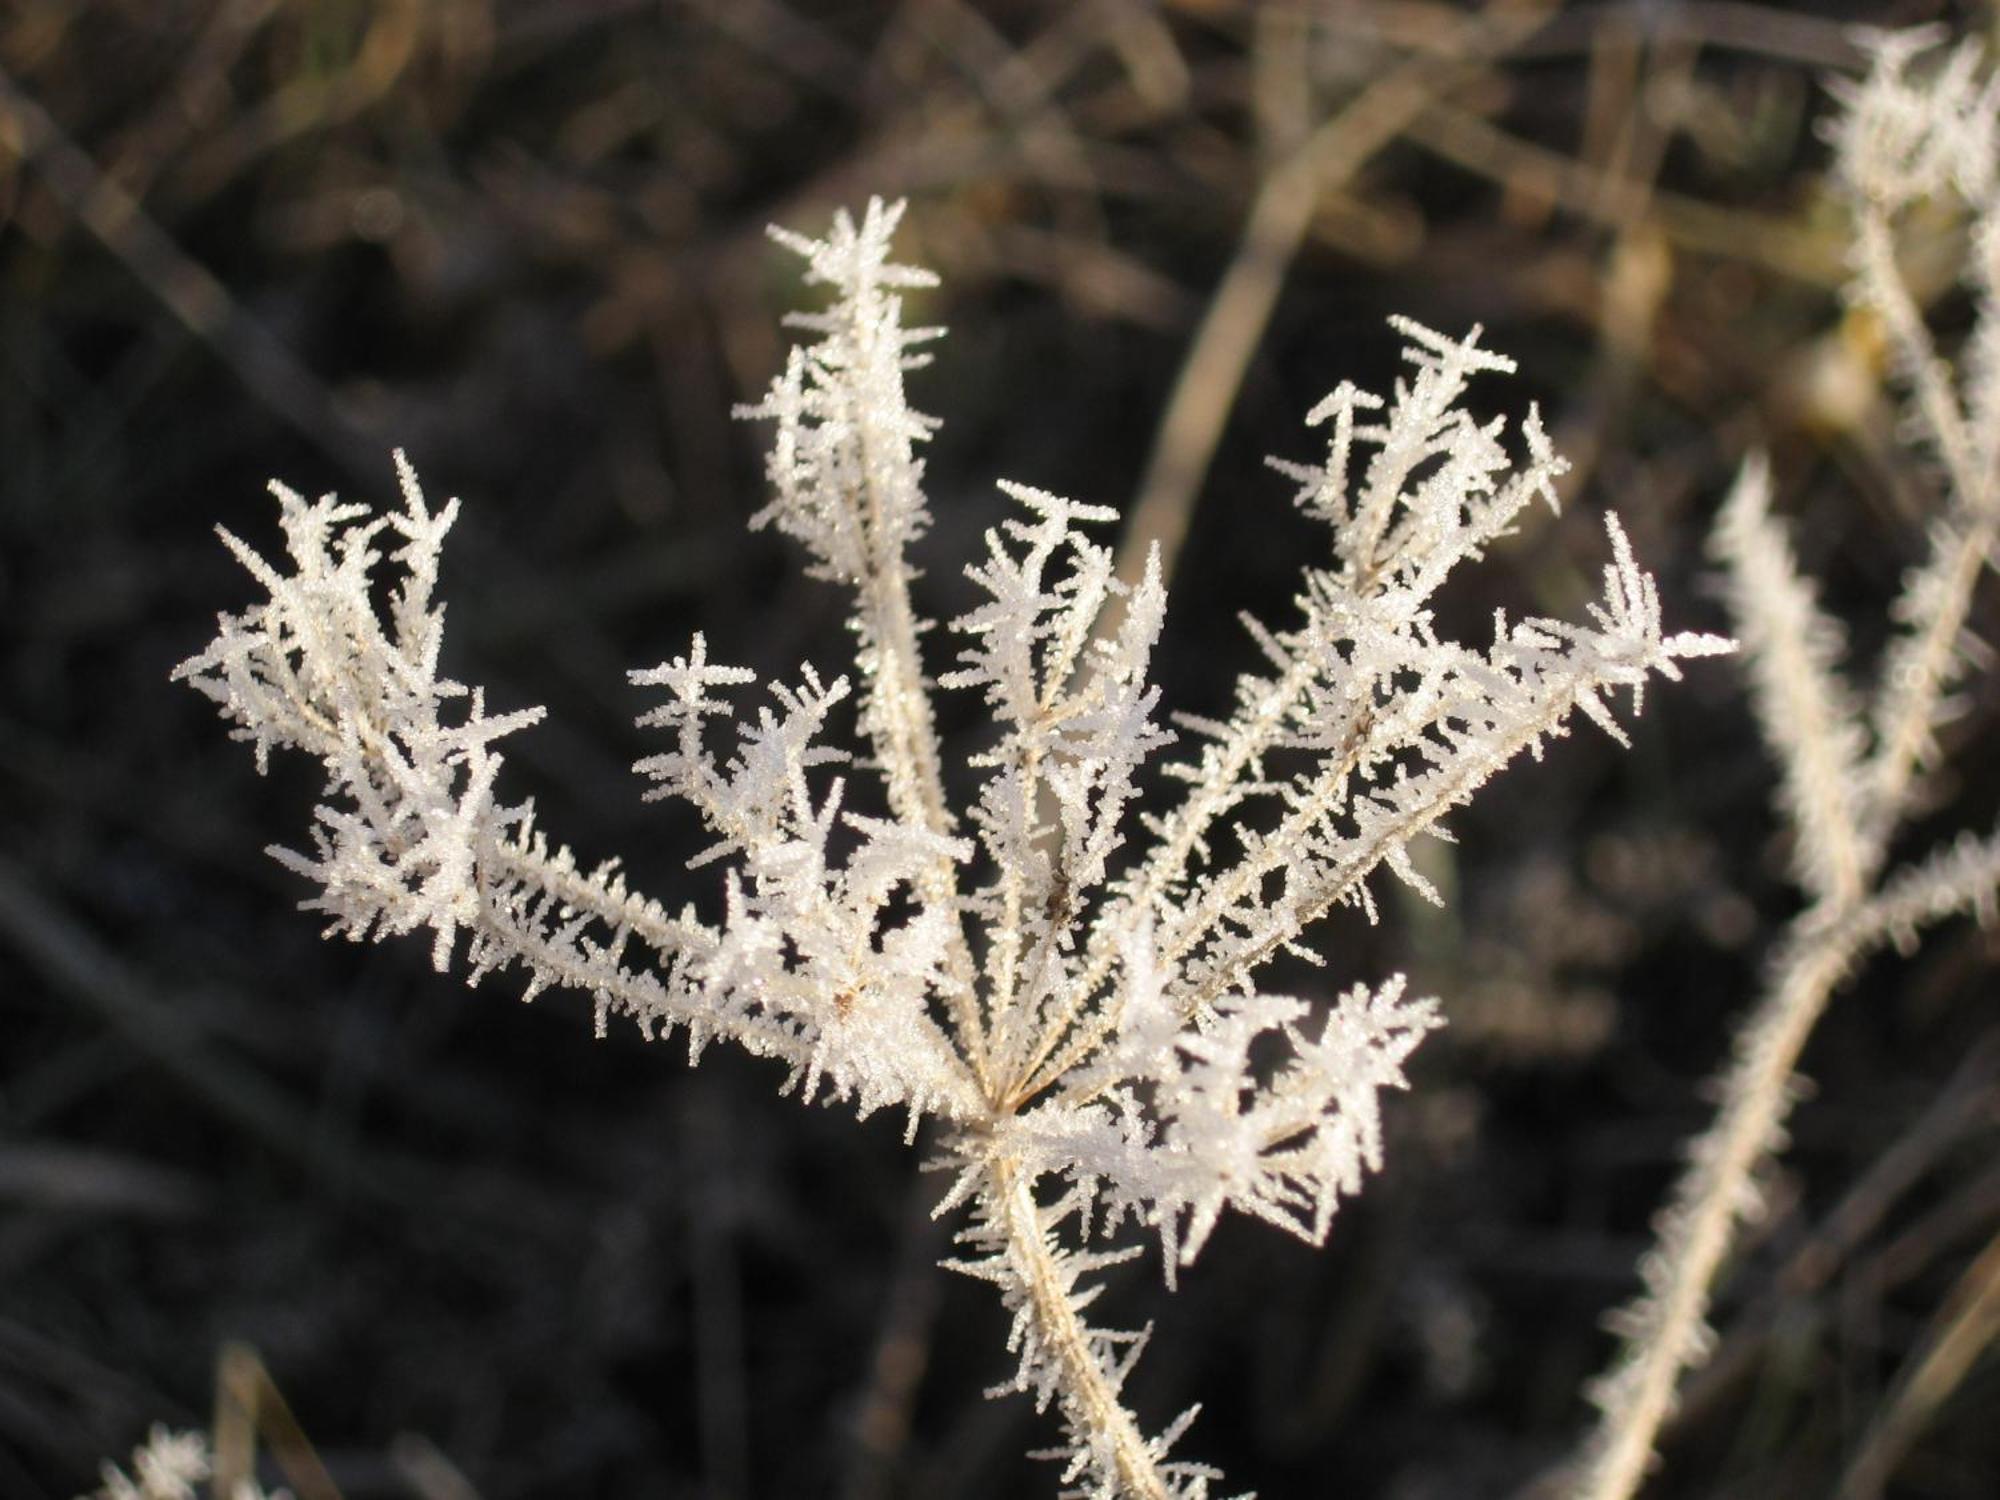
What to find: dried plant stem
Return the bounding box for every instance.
[847,333,993,1088]
[856,485,956,846]
[1571,495,1988,1500]
[1834,1225,2000,1500]
[1581,491,2000,1497]
[993,1160,1174,1500]
[1861,510,1998,853]
[1573,39,2000,1495]
[863,539,992,1084]
[1850,211,1984,507]
[1575,914,1861,1500]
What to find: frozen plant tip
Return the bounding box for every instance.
[178,197,1728,1498]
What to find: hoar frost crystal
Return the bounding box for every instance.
[178,198,1726,1499]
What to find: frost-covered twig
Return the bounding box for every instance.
[1571,35,2000,1500]
[181,200,1723,1498]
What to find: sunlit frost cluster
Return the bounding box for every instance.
[179,196,1726,1499]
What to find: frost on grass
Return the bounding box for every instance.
[179,197,1726,1498]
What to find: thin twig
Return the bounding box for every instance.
[1834,1227,2000,1500]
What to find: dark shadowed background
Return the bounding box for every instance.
[4,3,1997,1497]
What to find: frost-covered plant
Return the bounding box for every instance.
[80,1425,283,1500]
[1572,32,2000,1500]
[176,198,1726,1497]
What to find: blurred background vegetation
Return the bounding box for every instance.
[3,2,1997,1496]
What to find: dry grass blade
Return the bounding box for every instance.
[213,1342,343,1500]
[1834,1227,2000,1500]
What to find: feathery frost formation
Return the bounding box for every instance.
[1572,33,2000,1500]
[79,1425,282,1500]
[179,197,1724,1497]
